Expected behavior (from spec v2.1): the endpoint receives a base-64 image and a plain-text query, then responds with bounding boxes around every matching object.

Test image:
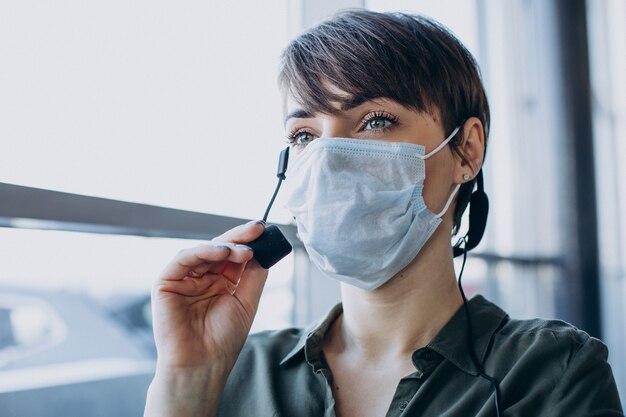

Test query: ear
[453,117,485,182]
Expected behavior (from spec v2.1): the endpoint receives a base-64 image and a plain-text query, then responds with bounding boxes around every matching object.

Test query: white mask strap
[435,183,462,218]
[422,125,461,159]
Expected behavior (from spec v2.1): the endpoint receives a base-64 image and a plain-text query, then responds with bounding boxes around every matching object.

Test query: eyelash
[285,111,399,146]
[361,111,399,131]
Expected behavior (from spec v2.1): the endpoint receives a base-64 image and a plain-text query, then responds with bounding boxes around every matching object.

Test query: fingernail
[246,219,265,226]
[214,244,231,251]
[235,244,253,251]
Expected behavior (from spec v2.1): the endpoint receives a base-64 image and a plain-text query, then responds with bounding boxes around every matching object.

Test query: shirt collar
[426,295,508,376]
[279,295,508,376]
[279,303,343,367]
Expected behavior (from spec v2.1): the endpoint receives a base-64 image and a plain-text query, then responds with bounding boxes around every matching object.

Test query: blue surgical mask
[283,127,461,291]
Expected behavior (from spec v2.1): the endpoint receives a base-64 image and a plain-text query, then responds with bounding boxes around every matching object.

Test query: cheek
[421,155,456,211]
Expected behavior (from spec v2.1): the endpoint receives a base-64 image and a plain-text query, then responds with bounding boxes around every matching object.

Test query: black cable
[262,177,283,223]
[456,234,502,417]
[262,146,290,223]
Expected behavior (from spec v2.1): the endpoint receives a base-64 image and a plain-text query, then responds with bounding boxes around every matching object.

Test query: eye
[362,112,398,132]
[365,117,392,130]
[287,130,316,147]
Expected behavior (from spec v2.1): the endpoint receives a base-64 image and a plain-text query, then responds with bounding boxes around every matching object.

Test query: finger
[157,274,226,298]
[223,243,255,263]
[158,244,232,282]
[191,244,254,276]
[206,243,254,277]
[232,259,269,318]
[208,260,247,285]
[206,260,227,276]
[187,263,212,277]
[213,220,266,245]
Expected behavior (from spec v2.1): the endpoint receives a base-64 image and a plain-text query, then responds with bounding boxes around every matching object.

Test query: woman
[144,10,623,417]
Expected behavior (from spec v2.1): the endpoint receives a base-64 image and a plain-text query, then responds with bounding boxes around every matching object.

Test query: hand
[151,220,269,373]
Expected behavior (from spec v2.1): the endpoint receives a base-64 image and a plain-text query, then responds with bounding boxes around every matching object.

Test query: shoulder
[497,315,595,345]
[492,315,605,365]
[485,313,623,414]
[488,313,609,381]
[469,296,606,371]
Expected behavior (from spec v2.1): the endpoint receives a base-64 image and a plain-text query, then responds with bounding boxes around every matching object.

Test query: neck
[329,224,464,360]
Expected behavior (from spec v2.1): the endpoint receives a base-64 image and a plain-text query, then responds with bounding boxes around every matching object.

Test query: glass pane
[0,227,293,415]
[0,228,293,327]
[0,0,293,224]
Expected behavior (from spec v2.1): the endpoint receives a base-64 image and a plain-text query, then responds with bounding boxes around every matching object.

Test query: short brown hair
[278,9,490,235]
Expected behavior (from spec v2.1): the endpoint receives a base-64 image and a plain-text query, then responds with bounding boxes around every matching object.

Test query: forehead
[284,94,303,114]
[283,80,352,115]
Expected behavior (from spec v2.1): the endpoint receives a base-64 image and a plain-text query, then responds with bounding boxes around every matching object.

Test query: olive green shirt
[217,295,623,416]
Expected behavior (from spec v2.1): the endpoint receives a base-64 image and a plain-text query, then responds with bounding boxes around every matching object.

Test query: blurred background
[0,0,624,415]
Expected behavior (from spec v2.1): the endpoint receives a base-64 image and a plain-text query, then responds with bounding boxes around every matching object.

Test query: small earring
[463,173,470,181]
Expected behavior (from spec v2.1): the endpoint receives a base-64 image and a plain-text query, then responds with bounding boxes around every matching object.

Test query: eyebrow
[283,95,376,125]
[284,109,313,125]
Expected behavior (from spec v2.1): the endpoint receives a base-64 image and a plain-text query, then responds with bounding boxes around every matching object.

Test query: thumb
[233,259,269,321]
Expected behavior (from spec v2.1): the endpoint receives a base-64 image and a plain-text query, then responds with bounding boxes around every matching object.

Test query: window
[587,0,626,398]
[0,2,295,415]
[0,0,293,224]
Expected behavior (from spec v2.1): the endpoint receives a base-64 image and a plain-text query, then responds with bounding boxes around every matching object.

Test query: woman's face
[283,93,460,219]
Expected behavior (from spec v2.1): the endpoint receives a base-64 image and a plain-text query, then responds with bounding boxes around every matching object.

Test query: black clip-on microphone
[452,169,489,258]
[246,147,293,269]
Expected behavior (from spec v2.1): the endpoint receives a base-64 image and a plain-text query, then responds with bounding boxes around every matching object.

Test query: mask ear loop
[435,183,461,218]
[421,125,462,159]
[455,234,502,417]
[423,125,463,219]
